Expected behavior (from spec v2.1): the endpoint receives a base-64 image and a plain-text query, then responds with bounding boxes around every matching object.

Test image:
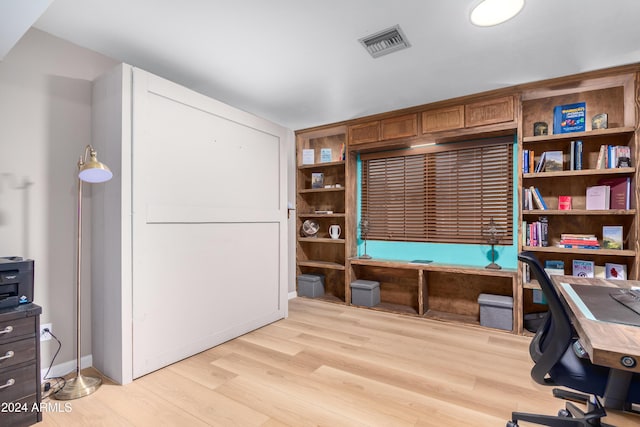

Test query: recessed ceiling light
[470,0,525,27]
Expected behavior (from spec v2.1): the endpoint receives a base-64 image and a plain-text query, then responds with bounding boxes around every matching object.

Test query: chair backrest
[518,251,574,385]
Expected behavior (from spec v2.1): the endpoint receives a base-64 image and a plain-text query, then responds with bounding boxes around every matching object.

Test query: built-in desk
[346,258,520,333]
[551,276,640,409]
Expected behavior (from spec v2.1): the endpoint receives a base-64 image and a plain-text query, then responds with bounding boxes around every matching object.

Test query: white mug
[329,224,341,239]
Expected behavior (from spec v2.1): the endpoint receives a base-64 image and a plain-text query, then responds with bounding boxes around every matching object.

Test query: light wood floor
[39,298,639,426]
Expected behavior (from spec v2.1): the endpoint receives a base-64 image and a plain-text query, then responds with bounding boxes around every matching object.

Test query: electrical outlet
[40,323,52,341]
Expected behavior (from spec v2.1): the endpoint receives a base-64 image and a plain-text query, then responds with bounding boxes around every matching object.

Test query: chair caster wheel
[558,408,571,417]
[506,421,518,427]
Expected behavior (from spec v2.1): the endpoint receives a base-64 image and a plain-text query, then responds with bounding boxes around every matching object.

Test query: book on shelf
[544,260,565,276]
[523,150,529,173]
[558,195,572,210]
[569,140,583,170]
[605,263,627,280]
[598,177,630,210]
[534,152,546,173]
[524,218,548,247]
[529,186,548,209]
[302,149,315,165]
[596,145,632,169]
[311,172,324,189]
[602,225,623,250]
[585,185,610,210]
[572,260,595,278]
[595,265,606,279]
[558,233,599,249]
[596,145,606,169]
[553,102,586,134]
[544,151,563,171]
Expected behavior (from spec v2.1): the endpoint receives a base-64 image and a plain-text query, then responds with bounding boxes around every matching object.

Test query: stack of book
[557,234,600,249]
[524,217,548,247]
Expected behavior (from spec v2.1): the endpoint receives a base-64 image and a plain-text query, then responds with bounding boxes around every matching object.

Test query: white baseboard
[288,291,297,300]
[41,354,93,383]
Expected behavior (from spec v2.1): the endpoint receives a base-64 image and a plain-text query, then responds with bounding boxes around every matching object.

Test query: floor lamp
[56,145,112,400]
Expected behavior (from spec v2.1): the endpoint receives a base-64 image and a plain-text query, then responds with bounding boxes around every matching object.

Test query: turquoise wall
[356,136,519,268]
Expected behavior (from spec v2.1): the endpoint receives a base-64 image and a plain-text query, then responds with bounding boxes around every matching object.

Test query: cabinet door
[465,96,514,127]
[381,114,418,140]
[349,121,379,145]
[421,105,464,133]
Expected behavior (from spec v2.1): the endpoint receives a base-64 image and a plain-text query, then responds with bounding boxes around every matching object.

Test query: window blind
[361,138,513,244]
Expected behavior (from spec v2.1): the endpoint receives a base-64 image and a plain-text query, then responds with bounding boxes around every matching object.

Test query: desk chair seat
[508,252,640,427]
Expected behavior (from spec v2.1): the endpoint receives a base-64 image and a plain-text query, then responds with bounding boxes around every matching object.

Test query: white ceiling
[9,1,640,130]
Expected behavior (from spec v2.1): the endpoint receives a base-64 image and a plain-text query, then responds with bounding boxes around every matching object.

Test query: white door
[130,68,290,378]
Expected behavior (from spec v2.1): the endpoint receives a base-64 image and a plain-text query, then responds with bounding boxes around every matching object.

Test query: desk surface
[551,276,640,373]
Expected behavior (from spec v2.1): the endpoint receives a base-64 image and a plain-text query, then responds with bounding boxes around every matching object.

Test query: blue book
[553,102,586,134]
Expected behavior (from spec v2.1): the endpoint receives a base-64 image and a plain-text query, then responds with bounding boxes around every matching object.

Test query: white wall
[0,28,117,374]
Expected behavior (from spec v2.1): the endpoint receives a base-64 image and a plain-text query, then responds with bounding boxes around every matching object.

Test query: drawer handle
[0,378,15,390]
[0,326,13,335]
[0,350,14,362]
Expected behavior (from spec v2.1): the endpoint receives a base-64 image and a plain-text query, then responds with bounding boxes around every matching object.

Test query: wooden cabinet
[347,259,520,333]
[420,96,514,135]
[348,114,417,145]
[519,72,639,296]
[92,64,290,383]
[421,105,464,133]
[0,304,41,427]
[465,96,514,127]
[296,126,350,302]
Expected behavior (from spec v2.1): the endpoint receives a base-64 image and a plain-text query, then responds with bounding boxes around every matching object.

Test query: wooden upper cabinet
[349,114,417,145]
[464,96,514,127]
[349,121,379,145]
[421,105,464,133]
[381,113,418,140]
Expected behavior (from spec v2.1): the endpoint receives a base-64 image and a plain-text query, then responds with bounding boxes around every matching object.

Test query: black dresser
[0,304,41,426]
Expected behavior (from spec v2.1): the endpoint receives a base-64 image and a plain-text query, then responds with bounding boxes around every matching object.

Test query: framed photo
[311,172,324,189]
[602,225,623,250]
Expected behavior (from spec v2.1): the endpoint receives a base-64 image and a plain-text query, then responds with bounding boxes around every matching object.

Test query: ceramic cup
[329,224,341,239]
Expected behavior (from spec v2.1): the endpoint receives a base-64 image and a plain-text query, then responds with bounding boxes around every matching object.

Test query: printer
[0,256,34,309]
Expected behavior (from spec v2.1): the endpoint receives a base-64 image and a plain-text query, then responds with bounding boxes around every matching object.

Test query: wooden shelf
[424,310,479,326]
[297,260,346,270]
[299,187,345,194]
[298,213,346,218]
[359,302,419,316]
[523,281,541,290]
[523,246,636,257]
[298,160,345,169]
[522,209,636,216]
[523,167,634,179]
[522,127,636,144]
[298,237,345,244]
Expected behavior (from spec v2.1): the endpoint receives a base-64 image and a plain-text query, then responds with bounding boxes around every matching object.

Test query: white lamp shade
[470,0,525,27]
[79,163,113,183]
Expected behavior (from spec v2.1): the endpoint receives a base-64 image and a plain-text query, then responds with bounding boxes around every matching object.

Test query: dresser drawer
[0,338,36,370]
[0,317,35,344]
[0,363,37,403]
[0,394,40,427]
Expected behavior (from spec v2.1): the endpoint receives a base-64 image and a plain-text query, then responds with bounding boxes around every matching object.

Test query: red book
[598,177,630,210]
[558,196,572,210]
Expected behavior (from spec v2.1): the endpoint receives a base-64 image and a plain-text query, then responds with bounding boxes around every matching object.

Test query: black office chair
[507,251,640,427]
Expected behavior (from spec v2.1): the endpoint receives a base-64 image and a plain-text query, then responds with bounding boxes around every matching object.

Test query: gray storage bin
[297,274,325,298]
[478,293,513,331]
[350,279,380,307]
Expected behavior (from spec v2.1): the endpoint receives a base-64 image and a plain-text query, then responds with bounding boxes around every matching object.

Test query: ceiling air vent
[359,25,410,58]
